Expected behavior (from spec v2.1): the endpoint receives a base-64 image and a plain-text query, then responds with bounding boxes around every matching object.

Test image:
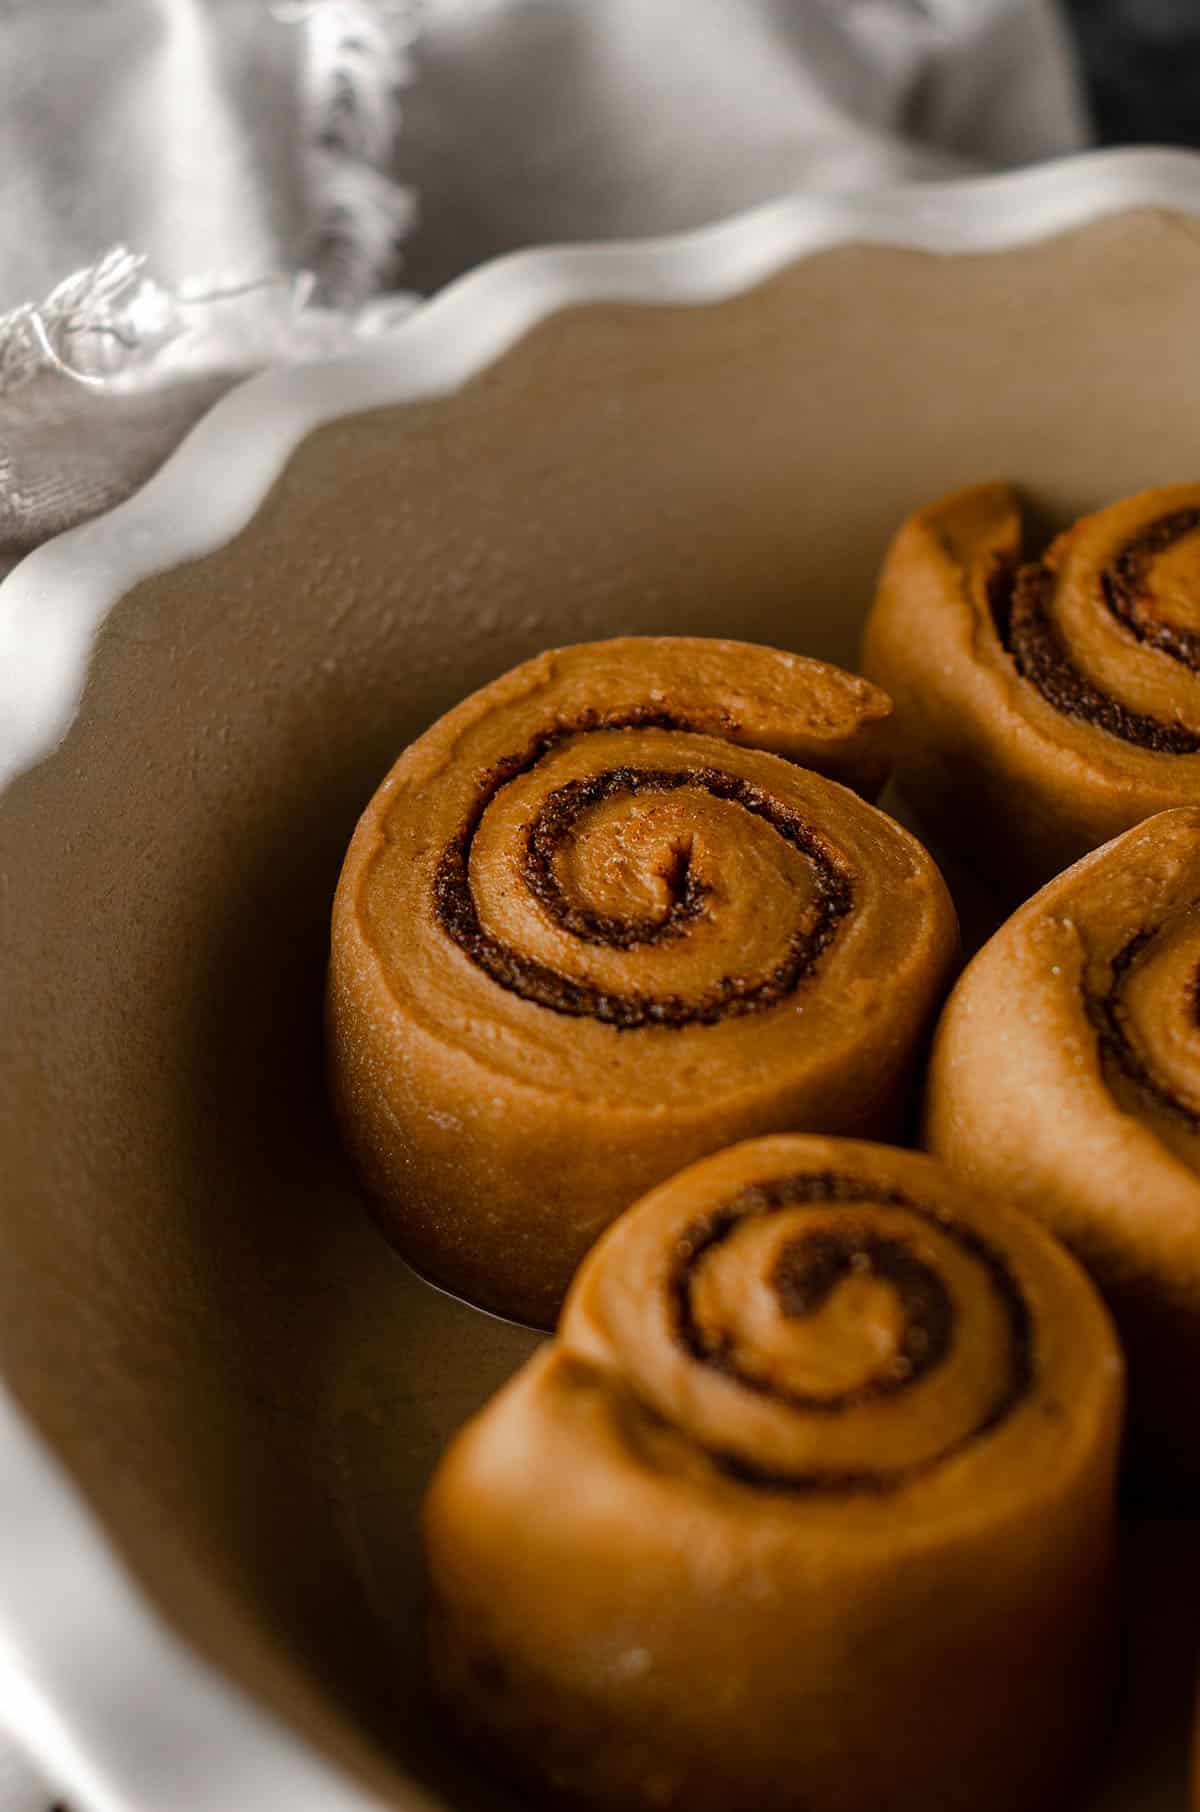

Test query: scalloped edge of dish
[5,145,1200,1812]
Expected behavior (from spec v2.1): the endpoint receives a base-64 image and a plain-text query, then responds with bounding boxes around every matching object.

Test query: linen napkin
[0,0,1088,583]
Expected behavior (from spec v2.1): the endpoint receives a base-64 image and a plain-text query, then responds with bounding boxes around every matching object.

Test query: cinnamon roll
[327,637,957,1326]
[862,481,1200,892]
[925,806,1200,1485]
[423,1135,1123,1812]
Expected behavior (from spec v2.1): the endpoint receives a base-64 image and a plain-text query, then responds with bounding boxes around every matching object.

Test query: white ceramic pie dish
[4,146,1200,1811]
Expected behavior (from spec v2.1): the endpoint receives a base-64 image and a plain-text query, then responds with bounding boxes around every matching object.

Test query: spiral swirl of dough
[423,1136,1123,1812]
[328,638,956,1324]
[575,1163,1032,1492]
[863,482,1200,891]
[926,805,1200,1485]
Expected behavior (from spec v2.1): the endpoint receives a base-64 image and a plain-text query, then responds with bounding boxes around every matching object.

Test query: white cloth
[0,0,1089,581]
[0,2,1088,1806]
[0,0,1090,308]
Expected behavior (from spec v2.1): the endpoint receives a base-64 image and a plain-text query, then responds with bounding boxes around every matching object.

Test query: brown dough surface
[925,806,1200,1486]
[423,1135,1123,1812]
[327,637,957,1325]
[862,480,1200,894]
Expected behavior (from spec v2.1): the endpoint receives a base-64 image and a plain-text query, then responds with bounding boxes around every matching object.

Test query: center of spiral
[667,1170,1032,1493]
[770,1227,953,1403]
[990,509,1200,753]
[523,767,712,948]
[434,718,854,1029]
[1102,507,1200,668]
[1088,921,1200,1132]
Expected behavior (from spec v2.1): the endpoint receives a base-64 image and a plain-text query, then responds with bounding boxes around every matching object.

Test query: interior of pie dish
[3,206,1200,1809]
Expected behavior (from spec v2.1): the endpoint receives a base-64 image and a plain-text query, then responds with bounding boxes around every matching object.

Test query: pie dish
[4,147,1200,1810]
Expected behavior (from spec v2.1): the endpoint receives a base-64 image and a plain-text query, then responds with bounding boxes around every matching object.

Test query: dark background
[1065,0,1200,145]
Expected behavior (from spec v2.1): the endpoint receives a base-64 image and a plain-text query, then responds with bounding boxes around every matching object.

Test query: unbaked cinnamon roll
[423,1135,1123,1812]
[925,806,1200,1485]
[862,481,1200,892]
[327,638,957,1326]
